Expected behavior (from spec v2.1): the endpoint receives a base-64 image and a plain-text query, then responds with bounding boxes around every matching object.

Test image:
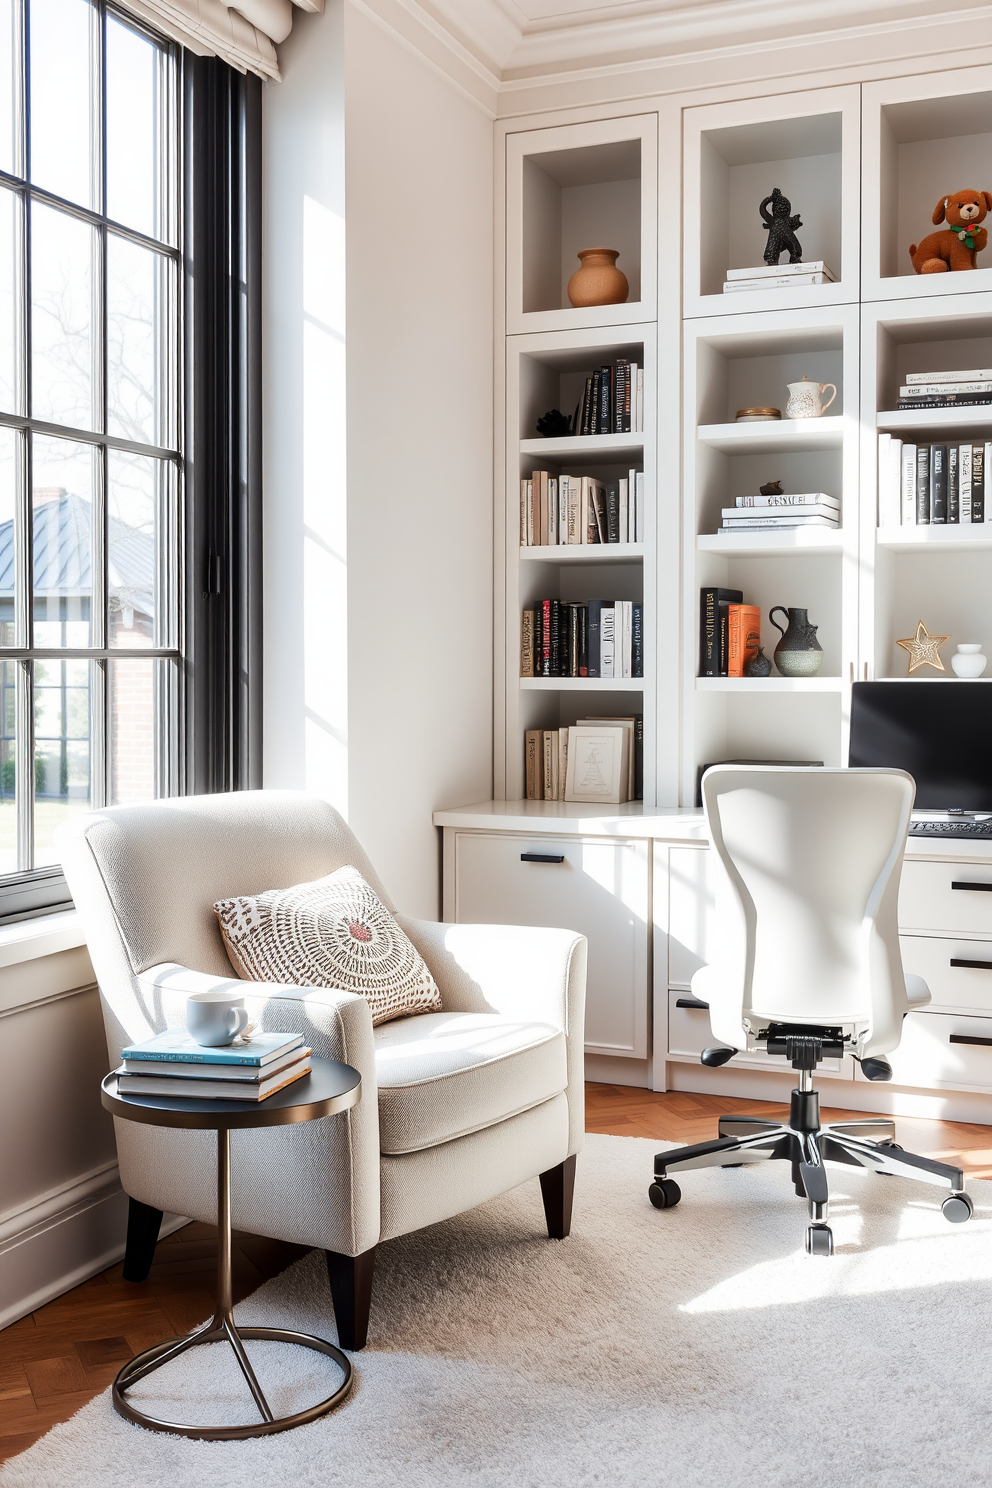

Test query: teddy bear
[760,187,803,266]
[909,189,992,274]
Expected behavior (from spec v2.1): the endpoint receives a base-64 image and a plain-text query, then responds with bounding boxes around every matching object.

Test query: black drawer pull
[520,852,565,864]
[950,958,992,971]
[675,996,710,1010]
[950,881,992,892]
[949,1034,992,1048]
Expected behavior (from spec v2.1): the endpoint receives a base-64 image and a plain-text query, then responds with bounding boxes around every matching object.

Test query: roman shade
[118,0,320,80]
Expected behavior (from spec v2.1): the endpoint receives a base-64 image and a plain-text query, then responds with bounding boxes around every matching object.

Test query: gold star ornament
[897,620,950,673]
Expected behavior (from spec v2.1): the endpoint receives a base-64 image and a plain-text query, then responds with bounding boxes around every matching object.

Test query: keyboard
[909,819,992,839]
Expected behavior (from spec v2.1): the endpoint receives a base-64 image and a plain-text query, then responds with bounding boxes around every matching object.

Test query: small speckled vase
[769,606,823,677]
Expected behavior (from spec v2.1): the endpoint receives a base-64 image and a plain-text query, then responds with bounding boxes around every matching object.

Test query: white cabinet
[899,861,992,936]
[667,846,716,986]
[884,1011,992,1094]
[448,830,650,1059]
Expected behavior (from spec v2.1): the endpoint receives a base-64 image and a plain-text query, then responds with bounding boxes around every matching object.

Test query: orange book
[727,604,761,677]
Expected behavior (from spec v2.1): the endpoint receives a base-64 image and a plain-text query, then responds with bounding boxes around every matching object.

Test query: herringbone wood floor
[2,1083,990,1463]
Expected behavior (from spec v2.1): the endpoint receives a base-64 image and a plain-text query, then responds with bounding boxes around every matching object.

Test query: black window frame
[0,7,261,924]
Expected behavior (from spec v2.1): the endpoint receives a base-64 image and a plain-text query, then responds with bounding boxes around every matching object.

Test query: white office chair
[650,766,973,1255]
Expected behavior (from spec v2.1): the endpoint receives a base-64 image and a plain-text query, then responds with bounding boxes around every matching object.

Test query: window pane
[28,0,96,209]
[0,424,15,640]
[107,235,172,447]
[0,655,15,873]
[108,449,172,647]
[33,655,93,865]
[32,434,94,646]
[0,186,20,414]
[106,16,167,242]
[109,656,161,804]
[31,203,97,430]
[0,0,16,177]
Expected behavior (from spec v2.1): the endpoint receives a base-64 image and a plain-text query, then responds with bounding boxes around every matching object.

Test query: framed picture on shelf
[564,727,629,804]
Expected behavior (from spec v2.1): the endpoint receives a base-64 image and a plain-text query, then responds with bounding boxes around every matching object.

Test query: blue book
[121,1029,304,1067]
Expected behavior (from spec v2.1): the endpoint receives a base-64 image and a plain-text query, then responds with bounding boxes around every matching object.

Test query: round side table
[101,1055,361,1440]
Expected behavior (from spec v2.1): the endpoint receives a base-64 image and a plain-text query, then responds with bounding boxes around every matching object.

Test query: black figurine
[760,187,803,266]
[759,480,784,496]
[536,408,573,438]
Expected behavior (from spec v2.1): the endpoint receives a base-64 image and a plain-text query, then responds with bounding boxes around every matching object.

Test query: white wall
[262,0,494,918]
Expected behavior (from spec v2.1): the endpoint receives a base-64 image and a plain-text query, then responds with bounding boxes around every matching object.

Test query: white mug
[785,378,837,419]
[186,991,250,1047]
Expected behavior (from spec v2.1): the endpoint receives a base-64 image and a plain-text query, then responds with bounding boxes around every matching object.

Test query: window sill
[0,909,87,968]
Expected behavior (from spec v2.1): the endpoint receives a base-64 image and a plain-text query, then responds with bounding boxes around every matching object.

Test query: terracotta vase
[567,248,629,309]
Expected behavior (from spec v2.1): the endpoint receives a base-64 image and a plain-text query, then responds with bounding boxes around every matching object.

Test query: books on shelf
[117,1029,311,1101]
[520,469,644,547]
[718,493,839,533]
[878,433,992,526]
[699,588,766,676]
[525,715,643,802]
[723,261,837,293]
[573,359,643,436]
[896,367,992,409]
[520,599,644,679]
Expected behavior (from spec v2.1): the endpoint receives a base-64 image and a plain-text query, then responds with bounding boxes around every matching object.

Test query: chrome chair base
[112,1310,353,1440]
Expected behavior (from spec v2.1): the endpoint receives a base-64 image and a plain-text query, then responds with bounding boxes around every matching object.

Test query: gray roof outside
[0,492,154,617]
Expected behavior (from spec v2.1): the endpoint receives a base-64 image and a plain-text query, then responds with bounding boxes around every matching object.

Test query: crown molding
[349,0,992,113]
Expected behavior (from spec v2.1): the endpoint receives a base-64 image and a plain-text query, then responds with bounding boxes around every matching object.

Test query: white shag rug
[4,1133,992,1488]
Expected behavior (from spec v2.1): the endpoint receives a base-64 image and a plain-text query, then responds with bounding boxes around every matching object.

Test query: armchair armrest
[133,963,379,1098]
[396,918,587,1157]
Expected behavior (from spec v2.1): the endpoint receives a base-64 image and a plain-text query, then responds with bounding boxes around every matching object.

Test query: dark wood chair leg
[539,1154,576,1239]
[122,1197,163,1282]
[325,1246,376,1350]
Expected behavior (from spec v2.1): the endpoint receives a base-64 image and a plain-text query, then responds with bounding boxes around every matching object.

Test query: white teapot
[785,377,837,419]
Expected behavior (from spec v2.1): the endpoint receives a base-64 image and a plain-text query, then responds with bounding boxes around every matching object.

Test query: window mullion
[92,655,106,808]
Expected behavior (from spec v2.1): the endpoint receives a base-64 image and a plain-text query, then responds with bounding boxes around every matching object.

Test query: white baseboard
[667,1063,992,1125]
[0,1166,188,1332]
[585,1053,653,1088]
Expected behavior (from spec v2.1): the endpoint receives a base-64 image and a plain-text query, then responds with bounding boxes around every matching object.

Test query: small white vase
[950,643,987,678]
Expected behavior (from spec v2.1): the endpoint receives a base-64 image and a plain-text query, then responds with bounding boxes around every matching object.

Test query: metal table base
[112,1128,353,1440]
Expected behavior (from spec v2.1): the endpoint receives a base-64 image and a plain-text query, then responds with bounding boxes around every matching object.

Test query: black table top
[101,1055,362,1131]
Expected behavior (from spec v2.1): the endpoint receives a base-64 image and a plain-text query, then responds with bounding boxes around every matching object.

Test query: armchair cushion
[373,1011,566,1155]
[214,865,442,1026]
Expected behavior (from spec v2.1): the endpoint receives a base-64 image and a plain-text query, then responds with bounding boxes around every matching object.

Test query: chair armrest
[396,918,587,1158]
[134,962,379,1103]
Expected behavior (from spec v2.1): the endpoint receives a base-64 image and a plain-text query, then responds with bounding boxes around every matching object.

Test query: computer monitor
[849,681,992,812]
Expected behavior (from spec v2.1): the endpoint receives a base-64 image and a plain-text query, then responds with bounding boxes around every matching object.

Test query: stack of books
[699,588,763,677]
[525,715,643,802]
[722,262,837,293]
[117,1030,312,1101]
[572,358,644,435]
[521,469,644,547]
[897,368,992,410]
[718,493,840,533]
[521,599,643,679]
[877,435,992,526]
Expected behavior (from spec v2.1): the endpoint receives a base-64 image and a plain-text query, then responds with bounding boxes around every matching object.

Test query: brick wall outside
[109,619,156,805]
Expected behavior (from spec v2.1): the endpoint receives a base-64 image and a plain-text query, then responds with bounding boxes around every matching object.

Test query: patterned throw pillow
[213,866,442,1026]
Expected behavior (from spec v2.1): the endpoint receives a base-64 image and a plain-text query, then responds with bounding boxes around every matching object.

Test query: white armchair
[57,791,586,1348]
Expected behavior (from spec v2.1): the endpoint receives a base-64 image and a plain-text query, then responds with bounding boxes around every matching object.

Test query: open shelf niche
[502,323,657,804]
[683,85,861,318]
[505,114,658,335]
[860,293,992,680]
[863,70,992,300]
[681,306,859,805]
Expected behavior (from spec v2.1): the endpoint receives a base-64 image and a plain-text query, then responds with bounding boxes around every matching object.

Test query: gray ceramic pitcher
[769,606,823,677]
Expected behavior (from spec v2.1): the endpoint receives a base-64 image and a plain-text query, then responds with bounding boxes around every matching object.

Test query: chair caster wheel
[942,1192,974,1224]
[648,1179,682,1210]
[805,1224,834,1257]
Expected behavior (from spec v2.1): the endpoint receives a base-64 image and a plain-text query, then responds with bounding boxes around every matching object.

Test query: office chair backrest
[700,766,914,1044]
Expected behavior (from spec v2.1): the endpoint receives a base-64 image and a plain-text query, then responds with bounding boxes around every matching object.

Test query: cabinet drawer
[901,935,992,1015]
[666,990,849,1077]
[900,861,992,935]
[452,831,649,1059]
[885,1010,992,1093]
[668,847,716,987]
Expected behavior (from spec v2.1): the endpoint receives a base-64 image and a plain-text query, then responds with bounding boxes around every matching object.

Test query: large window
[0,0,182,913]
